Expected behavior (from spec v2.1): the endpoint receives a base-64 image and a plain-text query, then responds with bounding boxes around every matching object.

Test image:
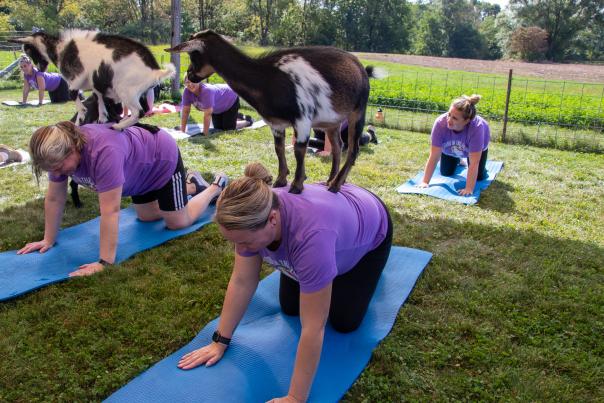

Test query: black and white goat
[167,30,376,193]
[10,30,174,130]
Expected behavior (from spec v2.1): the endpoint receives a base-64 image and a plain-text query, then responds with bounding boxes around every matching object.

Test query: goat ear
[165,40,204,53]
[8,37,33,44]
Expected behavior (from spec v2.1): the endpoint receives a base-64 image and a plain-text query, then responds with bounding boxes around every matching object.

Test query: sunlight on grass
[0,85,603,401]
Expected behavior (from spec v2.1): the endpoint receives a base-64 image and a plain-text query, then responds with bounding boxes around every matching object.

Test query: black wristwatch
[212,330,231,346]
[98,258,112,266]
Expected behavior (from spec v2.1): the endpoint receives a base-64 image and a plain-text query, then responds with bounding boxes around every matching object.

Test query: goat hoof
[327,184,340,193]
[289,185,303,194]
[274,178,288,188]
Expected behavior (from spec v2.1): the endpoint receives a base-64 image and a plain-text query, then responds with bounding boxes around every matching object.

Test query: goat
[166,30,376,194]
[10,30,174,130]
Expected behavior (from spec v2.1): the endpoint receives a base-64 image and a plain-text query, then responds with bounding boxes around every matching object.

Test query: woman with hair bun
[419,94,491,196]
[177,162,393,403]
[17,121,228,276]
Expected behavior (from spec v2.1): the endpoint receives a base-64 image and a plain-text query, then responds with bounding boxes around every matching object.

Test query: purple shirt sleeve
[467,120,488,153]
[48,173,68,182]
[291,230,338,293]
[93,147,126,193]
[200,86,216,110]
[430,114,446,147]
[181,88,195,108]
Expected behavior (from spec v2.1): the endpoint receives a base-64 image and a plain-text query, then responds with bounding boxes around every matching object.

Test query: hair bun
[468,94,481,105]
[244,162,273,185]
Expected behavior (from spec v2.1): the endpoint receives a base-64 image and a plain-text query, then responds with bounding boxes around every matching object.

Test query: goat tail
[155,63,177,82]
[365,65,387,80]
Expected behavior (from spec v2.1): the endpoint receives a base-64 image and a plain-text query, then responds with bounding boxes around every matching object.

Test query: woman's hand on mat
[69,262,105,277]
[417,181,430,188]
[178,343,227,370]
[458,187,474,196]
[267,395,303,403]
[17,239,54,255]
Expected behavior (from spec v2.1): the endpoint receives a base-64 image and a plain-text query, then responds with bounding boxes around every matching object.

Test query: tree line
[2,0,603,62]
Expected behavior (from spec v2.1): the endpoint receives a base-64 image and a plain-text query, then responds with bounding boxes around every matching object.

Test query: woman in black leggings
[177,162,393,402]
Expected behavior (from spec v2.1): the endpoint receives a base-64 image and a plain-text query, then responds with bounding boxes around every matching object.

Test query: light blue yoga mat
[0,205,215,302]
[396,160,504,205]
[106,246,432,403]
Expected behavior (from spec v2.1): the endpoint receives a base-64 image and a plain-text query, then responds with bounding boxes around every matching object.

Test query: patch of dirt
[355,52,604,83]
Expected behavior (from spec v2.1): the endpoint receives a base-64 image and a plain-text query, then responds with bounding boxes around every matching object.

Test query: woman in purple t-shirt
[180,77,252,136]
[17,121,228,277]
[177,162,393,402]
[18,55,73,104]
[419,94,491,196]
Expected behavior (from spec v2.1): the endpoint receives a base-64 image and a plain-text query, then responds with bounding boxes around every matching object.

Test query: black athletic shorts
[131,152,187,211]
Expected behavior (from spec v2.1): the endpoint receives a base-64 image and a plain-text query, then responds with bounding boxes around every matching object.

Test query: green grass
[0,90,603,401]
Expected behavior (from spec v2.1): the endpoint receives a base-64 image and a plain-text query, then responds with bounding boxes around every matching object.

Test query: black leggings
[212,97,240,131]
[279,198,393,333]
[48,78,73,103]
[310,127,370,150]
[440,148,488,181]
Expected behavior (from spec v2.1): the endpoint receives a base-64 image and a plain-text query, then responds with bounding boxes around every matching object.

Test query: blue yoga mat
[106,246,432,403]
[0,205,215,302]
[396,160,504,205]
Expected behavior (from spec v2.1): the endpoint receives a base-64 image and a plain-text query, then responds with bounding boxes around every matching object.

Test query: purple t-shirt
[181,83,238,114]
[49,124,178,196]
[24,68,62,92]
[431,113,490,158]
[237,183,389,293]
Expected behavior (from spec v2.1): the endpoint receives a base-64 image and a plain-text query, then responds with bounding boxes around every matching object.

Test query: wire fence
[366,69,604,153]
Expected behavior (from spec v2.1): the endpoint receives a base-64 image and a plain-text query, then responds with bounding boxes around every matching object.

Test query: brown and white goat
[167,30,376,193]
[10,30,174,130]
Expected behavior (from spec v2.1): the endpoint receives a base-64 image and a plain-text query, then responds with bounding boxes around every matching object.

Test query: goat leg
[70,179,82,208]
[325,127,342,185]
[290,135,309,194]
[272,129,289,188]
[328,118,362,193]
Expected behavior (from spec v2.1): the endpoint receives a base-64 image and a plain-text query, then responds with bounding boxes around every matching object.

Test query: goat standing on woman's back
[10,30,174,130]
[167,30,378,193]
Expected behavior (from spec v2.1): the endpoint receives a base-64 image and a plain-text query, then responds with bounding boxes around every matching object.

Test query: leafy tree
[510,0,598,61]
[509,25,548,60]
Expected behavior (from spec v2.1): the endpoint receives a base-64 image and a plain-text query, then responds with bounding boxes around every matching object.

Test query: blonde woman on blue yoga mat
[17,121,227,277]
[418,94,491,196]
[177,162,393,403]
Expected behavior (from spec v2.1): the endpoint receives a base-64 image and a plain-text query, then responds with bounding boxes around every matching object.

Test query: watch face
[212,331,219,342]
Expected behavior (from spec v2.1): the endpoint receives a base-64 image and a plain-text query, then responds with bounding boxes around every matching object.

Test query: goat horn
[8,38,27,44]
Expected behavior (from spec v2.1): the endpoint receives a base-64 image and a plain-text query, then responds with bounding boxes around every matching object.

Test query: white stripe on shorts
[172,171,184,210]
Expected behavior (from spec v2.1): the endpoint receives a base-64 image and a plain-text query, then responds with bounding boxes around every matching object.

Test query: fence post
[170,0,181,99]
[502,69,513,143]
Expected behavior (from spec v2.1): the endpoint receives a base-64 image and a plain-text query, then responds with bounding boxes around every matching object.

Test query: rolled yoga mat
[396,160,504,205]
[0,205,215,302]
[106,246,432,402]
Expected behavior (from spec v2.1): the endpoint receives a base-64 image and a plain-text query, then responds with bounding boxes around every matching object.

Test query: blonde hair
[29,121,87,182]
[215,162,280,230]
[18,54,32,66]
[451,94,481,120]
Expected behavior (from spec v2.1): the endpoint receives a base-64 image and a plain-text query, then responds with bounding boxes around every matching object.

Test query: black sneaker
[210,172,229,204]
[244,115,254,124]
[367,125,379,144]
[186,170,210,196]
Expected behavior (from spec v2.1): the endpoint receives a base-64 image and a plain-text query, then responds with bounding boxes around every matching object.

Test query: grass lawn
[0,88,603,401]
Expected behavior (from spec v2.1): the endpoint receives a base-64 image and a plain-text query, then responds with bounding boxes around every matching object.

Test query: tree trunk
[171,0,182,98]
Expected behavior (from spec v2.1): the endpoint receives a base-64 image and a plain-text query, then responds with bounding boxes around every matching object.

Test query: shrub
[509,26,548,61]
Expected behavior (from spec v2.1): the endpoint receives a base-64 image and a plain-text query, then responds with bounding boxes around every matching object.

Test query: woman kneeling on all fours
[177,162,393,403]
[419,94,491,196]
[17,121,228,277]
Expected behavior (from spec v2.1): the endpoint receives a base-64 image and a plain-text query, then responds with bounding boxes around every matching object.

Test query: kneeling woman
[178,162,393,402]
[18,121,227,277]
[180,77,251,135]
[19,55,75,104]
[419,94,491,196]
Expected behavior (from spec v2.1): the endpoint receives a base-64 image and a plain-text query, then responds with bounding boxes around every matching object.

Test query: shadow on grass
[477,180,515,213]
